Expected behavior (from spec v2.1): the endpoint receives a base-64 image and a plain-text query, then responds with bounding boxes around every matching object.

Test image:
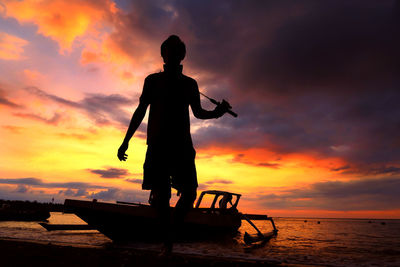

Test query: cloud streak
[23,86,134,127]
[0,177,107,189]
[254,177,400,211]
[88,167,129,178]
[0,96,21,108]
[230,153,280,169]
[0,88,22,108]
[205,179,233,185]
[13,112,62,125]
[0,177,149,203]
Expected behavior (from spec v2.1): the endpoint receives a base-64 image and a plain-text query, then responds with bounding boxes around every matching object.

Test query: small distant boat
[61,190,277,244]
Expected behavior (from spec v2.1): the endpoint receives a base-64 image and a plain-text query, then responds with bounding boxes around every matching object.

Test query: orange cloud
[198,146,348,173]
[3,0,118,51]
[80,36,141,67]
[80,50,101,64]
[0,32,28,60]
[23,69,45,82]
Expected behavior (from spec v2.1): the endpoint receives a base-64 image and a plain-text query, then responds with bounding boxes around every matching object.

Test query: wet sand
[0,238,298,267]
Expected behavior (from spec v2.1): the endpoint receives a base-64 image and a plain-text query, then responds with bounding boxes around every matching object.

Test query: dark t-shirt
[139,70,199,148]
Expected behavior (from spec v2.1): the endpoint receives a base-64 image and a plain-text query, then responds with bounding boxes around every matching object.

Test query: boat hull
[64,199,242,242]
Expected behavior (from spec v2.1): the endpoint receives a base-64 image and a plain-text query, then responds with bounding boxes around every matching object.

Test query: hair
[161,35,186,61]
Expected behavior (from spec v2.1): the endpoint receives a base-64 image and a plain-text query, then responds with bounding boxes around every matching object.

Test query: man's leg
[150,185,172,252]
[173,188,197,236]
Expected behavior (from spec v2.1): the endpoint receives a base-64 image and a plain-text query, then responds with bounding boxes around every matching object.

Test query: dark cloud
[163,1,400,170]
[88,187,149,203]
[330,165,351,172]
[13,112,62,125]
[25,87,80,108]
[59,188,76,196]
[0,178,42,185]
[335,164,400,176]
[234,3,399,95]
[197,184,208,191]
[125,178,142,184]
[0,96,21,108]
[146,1,399,96]
[253,177,400,211]
[15,184,29,193]
[0,88,22,108]
[88,167,129,178]
[24,86,135,127]
[58,188,88,197]
[89,188,119,200]
[366,166,400,176]
[79,93,133,126]
[0,187,59,203]
[75,188,88,197]
[188,178,234,190]
[205,179,233,185]
[230,153,280,169]
[0,177,108,189]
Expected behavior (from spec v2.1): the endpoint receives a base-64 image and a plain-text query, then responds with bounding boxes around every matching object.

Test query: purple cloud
[88,167,130,178]
[252,177,400,211]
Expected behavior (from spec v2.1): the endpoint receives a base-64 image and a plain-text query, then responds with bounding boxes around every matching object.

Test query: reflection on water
[246,218,400,266]
[0,212,110,247]
[0,213,399,266]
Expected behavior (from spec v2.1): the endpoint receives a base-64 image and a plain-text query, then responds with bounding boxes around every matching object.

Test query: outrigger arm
[241,213,278,245]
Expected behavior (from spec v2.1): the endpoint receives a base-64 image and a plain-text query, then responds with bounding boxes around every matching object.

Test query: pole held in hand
[200,92,238,117]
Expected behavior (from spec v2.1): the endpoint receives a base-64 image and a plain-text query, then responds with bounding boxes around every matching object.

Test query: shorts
[142,145,198,192]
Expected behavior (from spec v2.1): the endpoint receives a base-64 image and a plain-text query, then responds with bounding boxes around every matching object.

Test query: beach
[0,238,287,267]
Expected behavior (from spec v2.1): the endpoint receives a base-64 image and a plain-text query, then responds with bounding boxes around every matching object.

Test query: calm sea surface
[0,213,399,266]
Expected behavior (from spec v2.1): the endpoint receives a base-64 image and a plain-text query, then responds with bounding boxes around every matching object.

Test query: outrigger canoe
[44,190,277,244]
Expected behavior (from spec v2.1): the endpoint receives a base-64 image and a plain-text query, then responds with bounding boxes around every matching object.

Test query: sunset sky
[1,0,399,218]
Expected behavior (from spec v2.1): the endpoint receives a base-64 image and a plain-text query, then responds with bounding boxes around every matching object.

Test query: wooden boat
[61,190,277,244]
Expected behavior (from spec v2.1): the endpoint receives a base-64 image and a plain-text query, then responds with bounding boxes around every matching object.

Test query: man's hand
[118,142,129,161]
[214,100,232,118]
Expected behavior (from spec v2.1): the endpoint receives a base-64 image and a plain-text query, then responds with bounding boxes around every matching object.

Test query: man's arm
[190,81,229,119]
[117,101,149,161]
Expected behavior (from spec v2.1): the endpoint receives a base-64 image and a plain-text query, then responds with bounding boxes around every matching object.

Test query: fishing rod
[200,92,238,117]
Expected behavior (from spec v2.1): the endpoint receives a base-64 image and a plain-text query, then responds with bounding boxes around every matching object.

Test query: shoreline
[0,238,271,266]
[0,237,314,267]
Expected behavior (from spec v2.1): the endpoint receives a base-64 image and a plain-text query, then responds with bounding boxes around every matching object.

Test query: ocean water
[0,213,399,266]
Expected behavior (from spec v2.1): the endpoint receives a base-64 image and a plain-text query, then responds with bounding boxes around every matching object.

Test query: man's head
[161,35,186,65]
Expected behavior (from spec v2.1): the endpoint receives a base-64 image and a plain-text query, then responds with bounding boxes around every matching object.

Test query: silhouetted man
[117,35,230,253]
